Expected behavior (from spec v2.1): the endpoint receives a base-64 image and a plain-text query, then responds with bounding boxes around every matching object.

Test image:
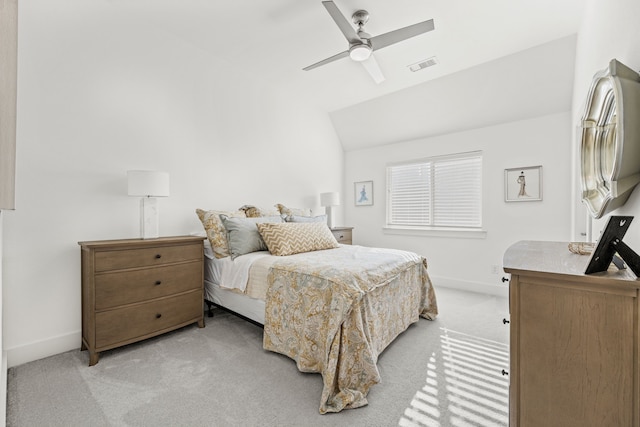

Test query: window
[386,151,482,229]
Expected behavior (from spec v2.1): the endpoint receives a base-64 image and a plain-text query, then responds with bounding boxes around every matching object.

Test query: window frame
[384,151,485,237]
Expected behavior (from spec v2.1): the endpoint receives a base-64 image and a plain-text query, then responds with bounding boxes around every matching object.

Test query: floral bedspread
[262,245,438,413]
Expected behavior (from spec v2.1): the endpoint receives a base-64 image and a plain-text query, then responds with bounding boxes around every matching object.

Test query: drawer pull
[502,318,510,324]
[156,313,162,319]
[155,254,162,259]
[155,280,162,286]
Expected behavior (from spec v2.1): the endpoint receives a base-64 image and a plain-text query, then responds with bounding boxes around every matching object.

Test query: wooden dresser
[330,226,353,245]
[79,236,205,366]
[503,240,640,427]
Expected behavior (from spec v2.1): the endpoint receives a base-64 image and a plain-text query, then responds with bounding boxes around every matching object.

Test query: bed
[196,206,438,414]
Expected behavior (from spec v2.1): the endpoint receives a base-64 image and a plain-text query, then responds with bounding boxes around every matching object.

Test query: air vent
[408,56,438,72]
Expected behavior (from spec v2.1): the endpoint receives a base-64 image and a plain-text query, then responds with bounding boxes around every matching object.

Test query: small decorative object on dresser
[78,235,205,366]
[330,226,353,245]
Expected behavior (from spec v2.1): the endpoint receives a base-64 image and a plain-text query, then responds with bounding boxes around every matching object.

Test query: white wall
[571,0,640,245]
[345,112,573,294]
[2,0,343,367]
[337,36,579,296]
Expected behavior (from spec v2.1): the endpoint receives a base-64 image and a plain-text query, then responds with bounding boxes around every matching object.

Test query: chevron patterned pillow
[257,222,339,256]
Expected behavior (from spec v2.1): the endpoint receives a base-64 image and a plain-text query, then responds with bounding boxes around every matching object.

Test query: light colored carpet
[7,287,509,427]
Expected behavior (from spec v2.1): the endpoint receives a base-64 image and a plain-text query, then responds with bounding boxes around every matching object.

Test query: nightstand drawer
[95,261,202,310]
[95,291,202,349]
[331,228,352,244]
[95,243,202,272]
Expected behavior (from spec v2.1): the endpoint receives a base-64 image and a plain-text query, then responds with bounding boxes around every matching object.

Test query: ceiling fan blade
[361,54,385,84]
[322,1,360,44]
[370,19,435,51]
[303,50,350,71]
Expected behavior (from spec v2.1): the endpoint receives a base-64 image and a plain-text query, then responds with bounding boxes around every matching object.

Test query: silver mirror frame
[581,59,640,219]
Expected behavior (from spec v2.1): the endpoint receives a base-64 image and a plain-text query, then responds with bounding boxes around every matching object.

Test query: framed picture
[584,215,638,275]
[354,181,373,206]
[504,166,542,202]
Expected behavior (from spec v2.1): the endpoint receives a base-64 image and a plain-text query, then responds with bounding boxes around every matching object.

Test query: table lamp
[127,170,170,239]
[320,192,340,229]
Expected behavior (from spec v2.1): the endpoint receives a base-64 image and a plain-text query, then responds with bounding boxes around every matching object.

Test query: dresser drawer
[94,243,202,272]
[95,291,202,349]
[95,261,202,310]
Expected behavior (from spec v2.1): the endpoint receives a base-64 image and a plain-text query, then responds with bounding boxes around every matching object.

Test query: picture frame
[584,215,639,275]
[354,180,373,206]
[504,165,542,202]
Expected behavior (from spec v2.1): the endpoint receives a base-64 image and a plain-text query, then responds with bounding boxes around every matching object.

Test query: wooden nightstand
[330,227,353,245]
[79,236,205,366]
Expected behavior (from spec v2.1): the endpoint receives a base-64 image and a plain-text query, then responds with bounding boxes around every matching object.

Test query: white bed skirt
[204,280,265,325]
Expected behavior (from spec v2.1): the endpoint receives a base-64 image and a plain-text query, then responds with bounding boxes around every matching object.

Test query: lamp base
[140,197,160,239]
[326,206,335,229]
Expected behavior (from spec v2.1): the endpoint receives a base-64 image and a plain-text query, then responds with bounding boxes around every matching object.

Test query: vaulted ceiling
[105,0,586,148]
[106,0,586,110]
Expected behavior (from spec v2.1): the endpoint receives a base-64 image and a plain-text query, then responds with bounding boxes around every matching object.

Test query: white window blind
[387,152,482,228]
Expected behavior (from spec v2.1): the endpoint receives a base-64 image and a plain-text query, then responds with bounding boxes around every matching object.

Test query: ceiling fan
[303,1,435,84]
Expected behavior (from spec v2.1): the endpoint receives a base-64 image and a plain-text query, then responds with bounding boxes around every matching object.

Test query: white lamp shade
[320,192,340,207]
[127,170,170,197]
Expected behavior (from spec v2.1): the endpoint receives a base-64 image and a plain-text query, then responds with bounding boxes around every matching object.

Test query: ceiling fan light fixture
[349,44,371,62]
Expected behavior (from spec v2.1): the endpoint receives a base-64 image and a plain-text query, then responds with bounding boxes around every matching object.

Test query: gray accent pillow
[220,215,283,259]
[284,214,328,224]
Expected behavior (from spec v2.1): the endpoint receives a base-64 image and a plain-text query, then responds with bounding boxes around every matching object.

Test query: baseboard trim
[431,275,509,298]
[6,331,80,368]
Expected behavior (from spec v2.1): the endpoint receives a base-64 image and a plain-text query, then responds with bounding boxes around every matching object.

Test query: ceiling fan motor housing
[350,10,372,61]
[352,9,369,27]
